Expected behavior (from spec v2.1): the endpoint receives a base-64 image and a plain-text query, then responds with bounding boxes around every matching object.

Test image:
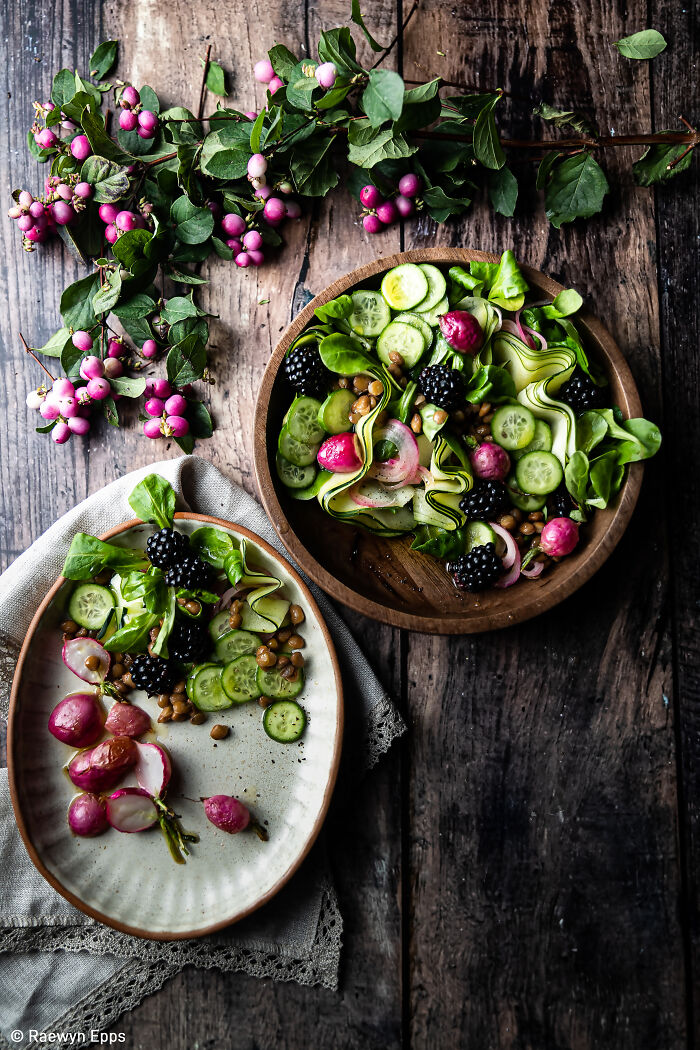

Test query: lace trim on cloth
[0,633,21,721]
[364,692,406,770]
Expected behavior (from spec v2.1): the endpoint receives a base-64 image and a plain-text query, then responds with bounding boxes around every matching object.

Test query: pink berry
[121,85,140,108]
[144,397,165,417]
[18,190,34,208]
[207,201,222,219]
[115,210,137,232]
[242,230,263,251]
[143,418,162,439]
[268,76,284,94]
[247,154,268,178]
[51,421,71,444]
[52,377,75,398]
[254,59,275,84]
[394,194,414,218]
[67,416,90,435]
[164,394,187,416]
[376,200,398,225]
[360,184,382,209]
[235,252,251,268]
[151,378,172,399]
[247,249,264,266]
[315,62,337,89]
[29,201,45,218]
[138,110,158,133]
[70,135,92,161]
[226,238,242,254]
[26,389,44,410]
[25,226,48,243]
[73,182,92,199]
[39,400,60,420]
[104,224,118,245]
[278,180,294,195]
[254,184,272,200]
[264,216,282,228]
[131,214,146,229]
[8,205,22,219]
[57,183,73,201]
[99,204,119,224]
[398,173,422,198]
[119,110,138,132]
[32,212,48,230]
[103,358,123,379]
[17,214,34,232]
[76,388,92,407]
[141,339,158,359]
[35,128,57,149]
[51,201,74,225]
[79,356,104,381]
[58,396,80,418]
[284,200,301,219]
[107,338,124,358]
[263,197,285,223]
[244,111,258,120]
[363,214,383,234]
[86,377,110,401]
[221,212,246,237]
[61,119,77,131]
[137,125,155,139]
[73,331,94,354]
[166,415,189,437]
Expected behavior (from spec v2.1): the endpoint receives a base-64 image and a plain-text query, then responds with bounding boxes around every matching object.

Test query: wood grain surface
[0,0,696,1047]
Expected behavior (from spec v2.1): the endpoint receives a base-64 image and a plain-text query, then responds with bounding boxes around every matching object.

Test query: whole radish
[203,794,251,834]
[68,793,109,837]
[68,736,138,792]
[470,442,511,482]
[540,517,579,557]
[49,692,105,747]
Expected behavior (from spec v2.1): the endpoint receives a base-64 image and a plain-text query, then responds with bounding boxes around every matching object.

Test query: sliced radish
[62,637,110,684]
[106,788,158,833]
[521,560,545,579]
[105,701,151,738]
[489,522,519,570]
[134,741,172,798]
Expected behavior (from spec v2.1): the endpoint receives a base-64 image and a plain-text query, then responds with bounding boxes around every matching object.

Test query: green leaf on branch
[347,126,417,168]
[113,293,156,319]
[60,340,84,378]
[285,61,320,112]
[268,44,298,81]
[205,60,227,96]
[473,95,505,170]
[51,69,78,107]
[168,317,209,345]
[200,123,252,179]
[614,29,667,59]
[166,334,207,385]
[318,27,363,74]
[118,315,154,347]
[187,399,214,438]
[110,375,147,398]
[362,69,404,127]
[60,273,100,329]
[211,235,234,260]
[33,327,72,358]
[290,136,338,195]
[422,185,472,222]
[168,266,208,285]
[161,294,207,325]
[394,79,442,133]
[170,196,215,244]
[487,166,518,216]
[89,41,118,79]
[350,0,386,51]
[112,228,153,269]
[92,269,122,313]
[536,150,561,189]
[444,93,500,120]
[533,102,597,138]
[544,152,609,227]
[26,130,50,163]
[80,155,130,203]
[633,138,696,184]
[161,107,203,144]
[250,110,266,153]
[81,109,134,164]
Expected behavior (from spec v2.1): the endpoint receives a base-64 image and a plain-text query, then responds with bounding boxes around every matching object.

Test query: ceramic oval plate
[8,513,343,940]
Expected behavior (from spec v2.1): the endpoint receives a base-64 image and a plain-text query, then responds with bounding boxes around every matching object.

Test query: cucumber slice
[376,321,426,369]
[188,664,232,711]
[208,610,232,642]
[414,263,447,313]
[278,425,318,467]
[289,469,331,501]
[414,294,449,327]
[287,396,325,445]
[215,628,261,663]
[318,389,355,434]
[240,602,277,633]
[380,263,429,311]
[512,418,553,460]
[68,583,115,630]
[506,475,547,512]
[392,312,434,347]
[348,289,391,337]
[491,404,536,451]
[515,451,564,496]
[256,665,305,700]
[263,700,306,743]
[464,522,496,551]
[276,453,317,490]
[221,654,262,703]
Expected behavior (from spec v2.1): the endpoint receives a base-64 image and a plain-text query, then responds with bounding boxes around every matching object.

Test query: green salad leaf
[151,588,177,659]
[319,332,376,375]
[486,249,529,309]
[103,612,159,654]
[190,526,235,569]
[314,295,353,324]
[465,365,516,404]
[62,534,149,580]
[411,526,467,559]
[128,474,176,529]
[565,409,661,508]
[121,567,167,615]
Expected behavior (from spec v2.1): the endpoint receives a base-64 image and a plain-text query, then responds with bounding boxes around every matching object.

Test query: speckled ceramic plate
[8,514,343,940]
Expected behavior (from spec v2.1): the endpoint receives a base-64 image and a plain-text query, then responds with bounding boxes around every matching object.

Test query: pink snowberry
[268,76,284,94]
[207,201,222,219]
[58,396,80,418]
[52,377,75,398]
[398,173,422,198]
[29,201,45,218]
[242,230,263,251]
[263,197,285,223]
[25,227,48,243]
[8,205,22,219]
[136,126,154,139]
[121,85,140,108]
[18,190,34,208]
[86,378,111,401]
[166,415,189,437]
[72,331,94,354]
[244,111,258,121]
[221,212,246,237]
[143,418,162,439]
[144,397,165,417]
[363,214,383,234]
[51,201,74,225]
[254,184,272,200]
[138,110,158,133]
[40,400,60,421]
[235,252,251,268]
[247,154,268,179]
[254,59,275,84]
[119,110,138,132]
[247,249,264,266]
[67,416,91,435]
[315,62,337,89]
[285,200,301,219]
[79,357,105,382]
[360,184,382,209]
[56,184,74,202]
[394,194,414,218]
[103,358,123,379]
[164,394,187,416]
[51,421,72,444]
[74,182,92,199]
[104,224,119,245]
[35,128,58,149]
[107,338,125,358]
[26,389,45,410]
[226,238,242,254]
[376,200,398,225]
[151,378,172,399]
[70,135,92,161]
[141,339,158,359]
[17,214,34,232]
[115,210,138,232]
[99,204,119,224]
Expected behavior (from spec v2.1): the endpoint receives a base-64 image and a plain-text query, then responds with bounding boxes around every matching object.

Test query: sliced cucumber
[392,312,434,347]
[215,628,261,663]
[348,289,391,337]
[188,664,231,711]
[287,396,325,445]
[464,522,496,551]
[289,468,332,501]
[376,321,426,370]
[491,404,536,451]
[208,610,232,642]
[276,453,317,490]
[240,602,277,633]
[380,263,429,311]
[278,425,318,467]
[318,389,355,434]
[512,418,553,460]
[506,475,547,512]
[256,665,305,700]
[221,654,262,704]
[263,700,307,743]
[414,294,449,327]
[414,263,447,313]
[515,451,564,496]
[68,583,115,630]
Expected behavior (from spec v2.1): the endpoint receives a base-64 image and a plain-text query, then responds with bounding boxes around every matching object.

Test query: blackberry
[164,551,214,591]
[418,365,464,411]
[167,616,210,662]
[146,527,190,569]
[131,653,176,694]
[449,544,503,592]
[559,370,606,414]
[549,487,575,519]
[459,480,510,521]
[284,345,330,396]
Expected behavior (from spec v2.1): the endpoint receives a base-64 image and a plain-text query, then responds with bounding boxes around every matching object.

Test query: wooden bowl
[253,249,644,634]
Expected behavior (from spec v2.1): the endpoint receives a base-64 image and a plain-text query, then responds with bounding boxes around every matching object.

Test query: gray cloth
[0,456,405,1045]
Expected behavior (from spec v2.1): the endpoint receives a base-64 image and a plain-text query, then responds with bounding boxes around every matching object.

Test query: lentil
[289,606,305,626]
[410,413,422,435]
[210,724,230,740]
[173,680,186,694]
[185,600,201,616]
[60,620,78,634]
[256,646,276,669]
[190,712,206,725]
[338,376,350,389]
[288,634,305,650]
[353,374,370,393]
[478,402,492,418]
[157,694,171,708]
[433,409,448,425]
[158,706,173,723]
[258,695,274,709]
[388,350,404,366]
[172,700,189,717]
[291,651,305,669]
[368,379,384,397]
[499,514,517,531]
[352,395,371,416]
[84,655,101,672]
[111,662,124,679]
[229,612,242,629]
[519,522,535,536]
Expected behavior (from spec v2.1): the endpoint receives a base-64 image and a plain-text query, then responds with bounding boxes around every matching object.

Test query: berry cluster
[117,85,158,139]
[97,202,148,246]
[142,378,194,439]
[8,177,94,250]
[360,173,423,234]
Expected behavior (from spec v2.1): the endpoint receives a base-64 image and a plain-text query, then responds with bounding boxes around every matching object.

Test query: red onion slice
[522,324,547,351]
[521,560,545,579]
[489,522,518,570]
[495,546,522,588]
[368,420,419,484]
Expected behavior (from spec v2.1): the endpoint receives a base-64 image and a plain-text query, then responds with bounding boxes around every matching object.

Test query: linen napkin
[0,456,405,1045]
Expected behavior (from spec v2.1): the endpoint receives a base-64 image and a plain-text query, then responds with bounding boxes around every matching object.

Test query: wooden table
[1,0,697,1046]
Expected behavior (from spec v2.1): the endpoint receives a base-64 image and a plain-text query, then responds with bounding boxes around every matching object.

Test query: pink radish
[105,701,151,738]
[48,692,104,747]
[540,517,579,556]
[62,637,110,683]
[106,788,158,833]
[68,736,137,792]
[470,442,511,482]
[438,310,483,354]
[68,793,108,837]
[317,432,363,473]
[203,794,251,834]
[134,741,172,798]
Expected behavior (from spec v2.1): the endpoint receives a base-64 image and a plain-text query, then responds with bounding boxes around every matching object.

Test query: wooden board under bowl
[253,249,644,634]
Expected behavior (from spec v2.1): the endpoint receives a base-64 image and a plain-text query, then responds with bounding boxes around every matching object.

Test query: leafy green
[633,138,695,185]
[33,327,72,358]
[614,29,667,59]
[362,70,404,127]
[268,44,298,81]
[564,450,589,505]
[411,526,466,559]
[486,250,529,309]
[347,127,416,168]
[319,332,376,375]
[533,102,596,137]
[318,27,363,75]
[128,474,176,529]
[103,612,159,654]
[122,567,167,615]
[92,269,122,313]
[549,289,583,317]
[60,274,100,329]
[487,166,518,216]
[465,365,516,404]
[89,41,118,79]
[544,152,609,227]
[351,0,385,51]
[290,135,338,195]
[190,526,235,568]
[314,295,353,324]
[62,534,149,580]
[205,61,227,96]
[151,588,177,658]
[167,334,208,385]
[473,95,505,170]
[170,196,215,244]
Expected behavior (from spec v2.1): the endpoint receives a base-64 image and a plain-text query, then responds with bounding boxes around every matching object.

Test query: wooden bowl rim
[7,512,344,941]
[253,248,644,634]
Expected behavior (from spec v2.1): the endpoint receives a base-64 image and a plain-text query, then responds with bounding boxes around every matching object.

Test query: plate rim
[253,247,644,634]
[8,511,345,941]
